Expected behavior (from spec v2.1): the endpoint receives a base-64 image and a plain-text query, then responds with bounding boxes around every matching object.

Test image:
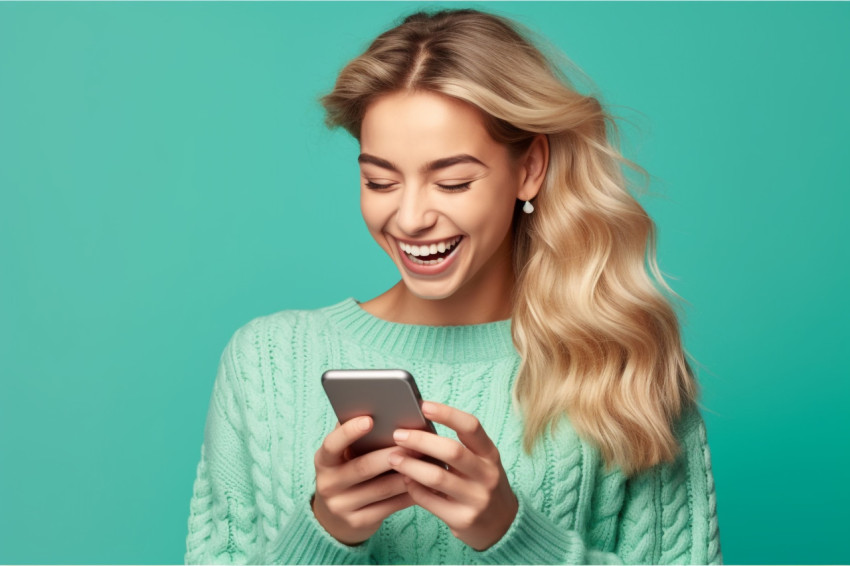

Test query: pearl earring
[522,200,535,214]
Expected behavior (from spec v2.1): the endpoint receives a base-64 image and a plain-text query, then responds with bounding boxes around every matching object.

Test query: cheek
[460,187,515,241]
[360,194,393,241]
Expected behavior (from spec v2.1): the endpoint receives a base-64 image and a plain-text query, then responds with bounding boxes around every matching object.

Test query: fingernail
[388,453,403,466]
[393,429,409,441]
[358,417,371,431]
[421,401,434,415]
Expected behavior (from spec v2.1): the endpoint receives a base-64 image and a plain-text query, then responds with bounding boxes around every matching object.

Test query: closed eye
[437,182,472,191]
[365,180,472,191]
[365,180,395,190]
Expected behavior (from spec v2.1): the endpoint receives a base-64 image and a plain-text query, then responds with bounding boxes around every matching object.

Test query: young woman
[185,8,722,565]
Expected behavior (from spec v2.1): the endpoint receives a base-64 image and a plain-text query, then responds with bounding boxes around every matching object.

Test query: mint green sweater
[184,298,722,564]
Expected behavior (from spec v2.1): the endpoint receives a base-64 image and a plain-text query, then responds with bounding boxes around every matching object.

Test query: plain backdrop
[1,1,848,564]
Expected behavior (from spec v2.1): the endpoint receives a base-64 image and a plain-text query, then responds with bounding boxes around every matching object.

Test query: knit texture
[184,298,722,565]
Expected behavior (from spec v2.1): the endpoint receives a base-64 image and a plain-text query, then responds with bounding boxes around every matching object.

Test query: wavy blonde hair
[320,8,699,476]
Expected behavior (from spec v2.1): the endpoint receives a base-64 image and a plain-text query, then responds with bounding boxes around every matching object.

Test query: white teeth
[408,256,441,265]
[398,236,463,266]
[398,236,461,258]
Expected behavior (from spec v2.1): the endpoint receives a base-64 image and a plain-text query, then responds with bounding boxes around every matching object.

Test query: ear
[517,134,549,202]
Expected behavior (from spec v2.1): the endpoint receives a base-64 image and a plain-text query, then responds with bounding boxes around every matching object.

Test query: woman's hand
[312,416,415,546]
[388,401,518,551]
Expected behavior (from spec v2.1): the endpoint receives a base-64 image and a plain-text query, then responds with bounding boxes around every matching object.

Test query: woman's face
[358,90,542,303]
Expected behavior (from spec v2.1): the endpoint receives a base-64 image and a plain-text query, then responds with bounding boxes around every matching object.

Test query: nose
[395,184,438,236]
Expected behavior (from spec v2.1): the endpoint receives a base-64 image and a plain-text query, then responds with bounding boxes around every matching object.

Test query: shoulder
[672,402,714,456]
[214,299,350,404]
[641,403,718,524]
[223,299,349,356]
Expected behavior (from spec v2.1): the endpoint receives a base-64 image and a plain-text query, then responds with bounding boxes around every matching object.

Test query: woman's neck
[360,262,514,327]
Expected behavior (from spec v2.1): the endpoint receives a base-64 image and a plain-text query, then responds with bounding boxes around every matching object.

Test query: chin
[409,288,455,301]
[401,275,459,301]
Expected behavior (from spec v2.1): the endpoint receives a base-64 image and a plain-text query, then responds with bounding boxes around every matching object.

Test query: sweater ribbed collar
[321,297,517,363]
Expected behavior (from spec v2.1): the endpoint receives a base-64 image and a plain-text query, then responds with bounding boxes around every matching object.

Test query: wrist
[476,490,519,551]
[311,493,369,547]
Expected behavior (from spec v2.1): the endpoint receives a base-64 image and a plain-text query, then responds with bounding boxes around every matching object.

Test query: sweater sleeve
[184,324,371,565]
[475,407,722,565]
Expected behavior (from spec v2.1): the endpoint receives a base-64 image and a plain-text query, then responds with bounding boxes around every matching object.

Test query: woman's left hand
[388,400,518,551]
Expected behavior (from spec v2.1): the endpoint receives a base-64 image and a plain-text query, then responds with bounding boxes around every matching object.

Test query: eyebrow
[357,153,489,173]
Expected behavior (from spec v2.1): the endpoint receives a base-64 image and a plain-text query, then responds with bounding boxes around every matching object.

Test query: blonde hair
[320,8,699,477]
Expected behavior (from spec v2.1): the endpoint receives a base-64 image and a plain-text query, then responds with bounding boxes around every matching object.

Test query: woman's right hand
[312,416,415,546]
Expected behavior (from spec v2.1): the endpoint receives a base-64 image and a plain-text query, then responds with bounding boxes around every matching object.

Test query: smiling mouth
[398,236,463,265]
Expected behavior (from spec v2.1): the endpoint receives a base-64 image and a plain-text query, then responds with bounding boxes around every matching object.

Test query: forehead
[360,90,498,162]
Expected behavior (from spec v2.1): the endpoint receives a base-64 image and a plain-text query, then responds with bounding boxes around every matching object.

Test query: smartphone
[321,369,446,468]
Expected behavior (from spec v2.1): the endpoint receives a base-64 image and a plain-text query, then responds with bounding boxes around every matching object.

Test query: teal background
[1,1,848,563]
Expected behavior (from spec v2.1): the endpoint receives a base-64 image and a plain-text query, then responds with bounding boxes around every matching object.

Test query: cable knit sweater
[184,298,722,564]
